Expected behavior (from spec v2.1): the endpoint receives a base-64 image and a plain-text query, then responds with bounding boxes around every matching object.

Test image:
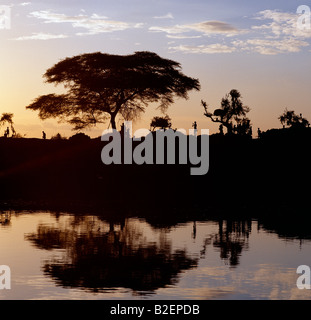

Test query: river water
[0,210,310,300]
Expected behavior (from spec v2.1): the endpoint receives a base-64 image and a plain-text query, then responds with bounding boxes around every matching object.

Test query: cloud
[253,9,311,39]
[236,9,311,54]
[166,10,311,55]
[150,20,242,37]
[169,43,236,54]
[149,25,188,35]
[232,38,309,55]
[187,21,240,36]
[153,13,174,19]
[20,2,31,6]
[28,10,143,36]
[13,32,68,41]
[167,35,202,39]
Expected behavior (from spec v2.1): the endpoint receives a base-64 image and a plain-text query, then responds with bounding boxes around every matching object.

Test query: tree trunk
[110,100,123,130]
[110,113,117,130]
[224,122,233,135]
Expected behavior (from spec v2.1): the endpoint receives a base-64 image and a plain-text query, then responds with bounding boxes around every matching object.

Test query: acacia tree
[201,89,252,136]
[26,51,200,130]
[150,115,172,131]
[279,108,310,128]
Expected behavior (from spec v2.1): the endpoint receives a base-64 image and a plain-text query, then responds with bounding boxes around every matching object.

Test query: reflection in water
[0,210,309,299]
[212,220,251,267]
[0,211,11,226]
[24,214,253,294]
[258,216,311,241]
[25,216,198,294]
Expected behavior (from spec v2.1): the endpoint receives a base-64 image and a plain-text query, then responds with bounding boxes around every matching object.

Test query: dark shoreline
[0,127,310,221]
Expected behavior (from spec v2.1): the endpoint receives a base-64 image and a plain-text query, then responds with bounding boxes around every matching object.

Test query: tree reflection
[25,216,197,294]
[211,219,251,267]
[0,211,11,227]
[258,214,311,241]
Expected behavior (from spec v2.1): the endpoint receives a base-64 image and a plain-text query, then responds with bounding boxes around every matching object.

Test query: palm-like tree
[0,113,16,137]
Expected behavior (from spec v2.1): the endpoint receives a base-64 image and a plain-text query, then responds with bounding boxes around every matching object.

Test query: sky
[0,0,311,138]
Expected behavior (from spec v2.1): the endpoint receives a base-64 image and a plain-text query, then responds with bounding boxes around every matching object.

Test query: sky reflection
[0,211,310,300]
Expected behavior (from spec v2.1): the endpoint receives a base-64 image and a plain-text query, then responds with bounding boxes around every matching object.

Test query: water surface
[0,210,310,300]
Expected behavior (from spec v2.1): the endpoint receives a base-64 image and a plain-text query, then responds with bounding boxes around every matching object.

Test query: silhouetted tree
[25,216,197,294]
[212,220,251,267]
[26,51,200,130]
[279,108,310,129]
[202,89,252,136]
[150,115,172,131]
[69,132,91,141]
[51,133,66,140]
[0,113,16,137]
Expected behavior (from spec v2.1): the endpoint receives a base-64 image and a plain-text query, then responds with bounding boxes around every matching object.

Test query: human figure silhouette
[192,121,197,130]
[42,131,46,140]
[4,127,9,138]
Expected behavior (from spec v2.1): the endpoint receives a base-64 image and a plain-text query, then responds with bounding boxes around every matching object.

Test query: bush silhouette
[69,132,91,141]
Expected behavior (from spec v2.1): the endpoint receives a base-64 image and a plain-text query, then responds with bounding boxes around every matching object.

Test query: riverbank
[0,128,310,218]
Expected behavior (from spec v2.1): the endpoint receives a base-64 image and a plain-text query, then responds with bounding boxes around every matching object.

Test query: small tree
[26,51,200,131]
[202,89,252,136]
[150,115,172,131]
[69,132,91,141]
[0,113,16,137]
[51,133,67,140]
[279,108,310,128]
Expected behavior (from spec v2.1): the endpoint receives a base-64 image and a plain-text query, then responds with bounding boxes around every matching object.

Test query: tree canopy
[279,108,310,128]
[26,51,200,130]
[202,89,252,136]
[150,115,172,131]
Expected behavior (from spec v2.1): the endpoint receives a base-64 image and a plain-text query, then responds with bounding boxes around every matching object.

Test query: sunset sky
[0,0,311,138]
